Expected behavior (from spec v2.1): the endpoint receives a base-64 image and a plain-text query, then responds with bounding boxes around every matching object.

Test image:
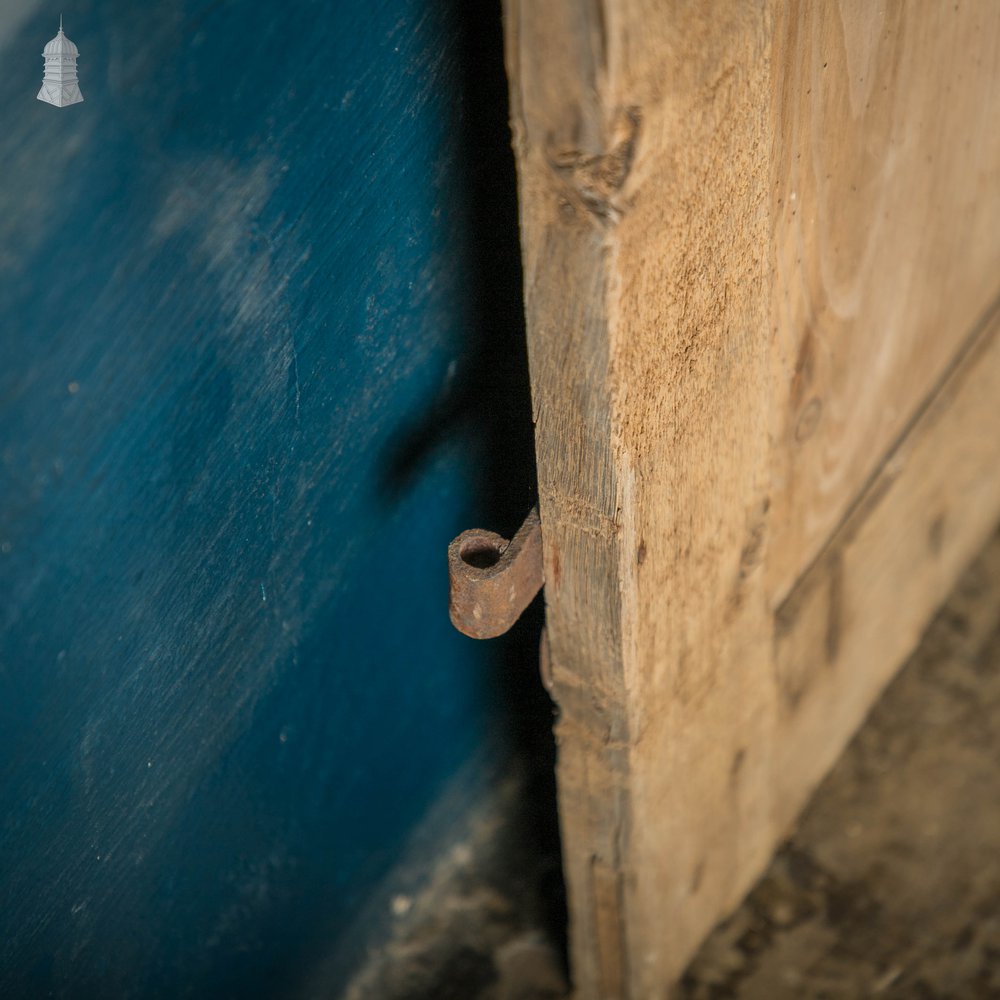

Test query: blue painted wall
[0,1,543,996]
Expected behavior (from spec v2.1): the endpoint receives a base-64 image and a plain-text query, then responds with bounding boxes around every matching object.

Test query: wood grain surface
[503,2,1000,996]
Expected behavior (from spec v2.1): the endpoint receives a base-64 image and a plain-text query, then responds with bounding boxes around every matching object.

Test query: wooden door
[502,2,1000,996]
[0,3,533,996]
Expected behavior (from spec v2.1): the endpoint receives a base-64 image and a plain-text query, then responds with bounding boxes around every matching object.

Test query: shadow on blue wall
[0,0,560,996]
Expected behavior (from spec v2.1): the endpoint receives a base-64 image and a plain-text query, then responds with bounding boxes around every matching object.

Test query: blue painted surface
[0,2,539,996]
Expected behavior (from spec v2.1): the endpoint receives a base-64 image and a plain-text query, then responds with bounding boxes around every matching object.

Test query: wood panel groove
[776,287,1000,619]
[772,296,1000,834]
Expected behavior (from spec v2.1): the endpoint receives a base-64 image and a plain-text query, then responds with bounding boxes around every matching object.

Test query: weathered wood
[769,1,1000,599]
[773,298,1000,836]
[503,2,1000,996]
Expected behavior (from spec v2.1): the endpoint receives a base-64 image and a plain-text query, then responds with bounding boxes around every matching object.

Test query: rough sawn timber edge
[503,1,633,996]
[504,2,773,996]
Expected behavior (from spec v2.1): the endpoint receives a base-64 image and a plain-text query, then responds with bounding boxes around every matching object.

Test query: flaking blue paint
[0,2,537,996]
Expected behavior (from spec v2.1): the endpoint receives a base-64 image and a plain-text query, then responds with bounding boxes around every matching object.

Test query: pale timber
[502,2,1000,997]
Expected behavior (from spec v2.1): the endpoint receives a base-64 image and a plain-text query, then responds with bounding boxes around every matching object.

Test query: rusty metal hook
[448,506,544,639]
